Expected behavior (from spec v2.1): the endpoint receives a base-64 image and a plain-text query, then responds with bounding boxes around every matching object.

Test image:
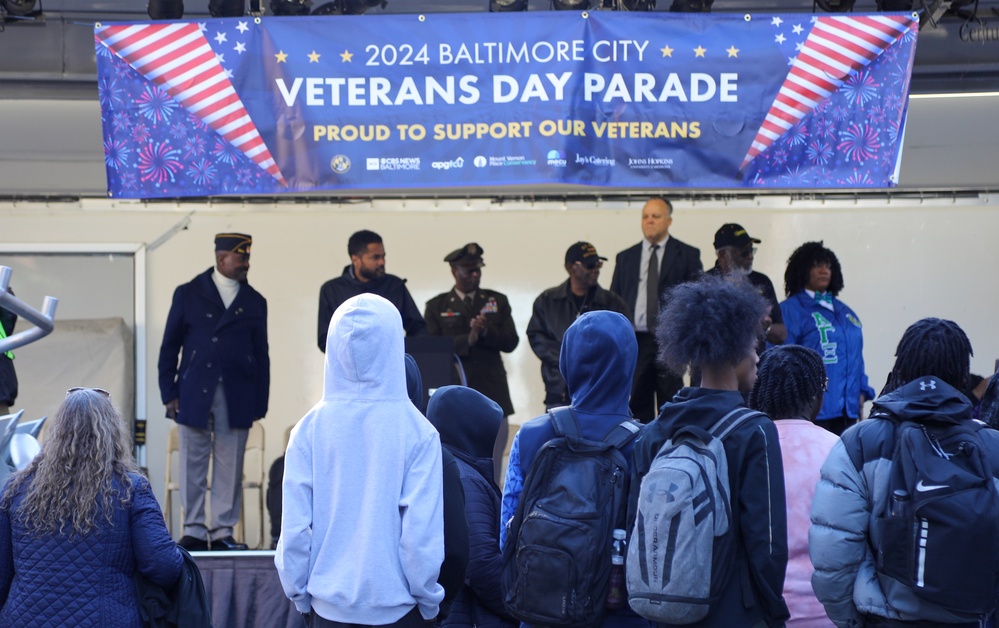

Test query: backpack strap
[548,406,640,450]
[708,407,766,442]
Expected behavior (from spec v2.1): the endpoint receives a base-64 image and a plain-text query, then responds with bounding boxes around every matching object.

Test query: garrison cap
[215,233,252,255]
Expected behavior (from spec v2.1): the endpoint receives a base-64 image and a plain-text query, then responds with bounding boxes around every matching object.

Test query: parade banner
[95,11,918,198]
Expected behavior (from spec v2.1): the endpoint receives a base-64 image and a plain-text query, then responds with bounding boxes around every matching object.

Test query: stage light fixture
[312,0,384,13]
[552,0,590,9]
[271,0,310,14]
[147,0,183,19]
[814,0,857,11]
[669,0,711,10]
[618,0,655,9]
[1,0,37,16]
[491,0,528,10]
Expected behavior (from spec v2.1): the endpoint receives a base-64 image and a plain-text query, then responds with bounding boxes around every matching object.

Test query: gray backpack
[626,407,761,624]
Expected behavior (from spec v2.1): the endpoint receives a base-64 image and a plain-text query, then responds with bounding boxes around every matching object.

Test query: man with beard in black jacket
[317,230,426,351]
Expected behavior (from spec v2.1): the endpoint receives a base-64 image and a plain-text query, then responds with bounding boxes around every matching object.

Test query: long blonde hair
[1,389,140,537]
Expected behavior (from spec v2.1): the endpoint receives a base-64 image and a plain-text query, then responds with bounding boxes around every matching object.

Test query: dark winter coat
[157,267,269,429]
[317,265,426,351]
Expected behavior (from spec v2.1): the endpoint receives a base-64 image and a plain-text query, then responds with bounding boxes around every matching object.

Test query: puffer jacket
[810,377,999,627]
[0,473,183,627]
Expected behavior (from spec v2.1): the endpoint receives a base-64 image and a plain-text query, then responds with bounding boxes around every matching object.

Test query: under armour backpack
[875,410,999,617]
[501,407,640,628]
[627,407,762,624]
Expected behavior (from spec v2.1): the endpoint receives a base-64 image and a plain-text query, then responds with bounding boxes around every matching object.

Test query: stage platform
[191,550,302,628]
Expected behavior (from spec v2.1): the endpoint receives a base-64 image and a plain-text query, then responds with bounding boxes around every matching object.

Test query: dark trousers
[306,607,430,627]
[818,415,860,436]
[630,332,683,423]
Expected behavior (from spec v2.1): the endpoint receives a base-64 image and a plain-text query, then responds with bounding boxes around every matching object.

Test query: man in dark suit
[425,243,519,483]
[611,198,702,422]
[158,233,269,552]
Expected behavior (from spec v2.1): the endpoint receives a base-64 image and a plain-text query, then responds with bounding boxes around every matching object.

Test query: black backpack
[875,408,999,617]
[501,407,640,627]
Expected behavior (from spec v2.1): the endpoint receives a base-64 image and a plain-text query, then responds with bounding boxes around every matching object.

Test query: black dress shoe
[211,535,248,551]
[177,535,210,552]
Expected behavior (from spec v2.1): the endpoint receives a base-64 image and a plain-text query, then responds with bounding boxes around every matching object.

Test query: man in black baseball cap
[425,243,520,482]
[527,241,630,409]
[708,223,786,350]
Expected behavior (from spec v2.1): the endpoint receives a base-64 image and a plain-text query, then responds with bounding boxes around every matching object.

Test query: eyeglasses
[66,387,111,399]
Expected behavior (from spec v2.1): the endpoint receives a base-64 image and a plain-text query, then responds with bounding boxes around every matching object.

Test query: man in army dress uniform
[425,243,519,483]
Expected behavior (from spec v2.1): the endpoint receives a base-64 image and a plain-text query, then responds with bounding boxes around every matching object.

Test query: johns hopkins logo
[473,156,487,168]
[330,155,351,174]
[546,149,567,167]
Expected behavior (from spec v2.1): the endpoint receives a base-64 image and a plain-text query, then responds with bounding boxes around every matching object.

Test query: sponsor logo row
[331,152,674,174]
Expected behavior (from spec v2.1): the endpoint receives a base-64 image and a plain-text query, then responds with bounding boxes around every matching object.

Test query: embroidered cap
[713,223,761,250]
[214,233,252,255]
[565,241,607,269]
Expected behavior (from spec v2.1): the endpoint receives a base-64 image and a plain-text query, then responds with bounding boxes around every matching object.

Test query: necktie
[463,295,474,313]
[647,244,660,330]
[814,292,833,305]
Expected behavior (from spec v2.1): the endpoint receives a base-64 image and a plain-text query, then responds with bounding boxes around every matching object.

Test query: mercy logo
[330,155,351,174]
[431,157,464,170]
[546,149,567,167]
[473,155,487,168]
[919,379,937,391]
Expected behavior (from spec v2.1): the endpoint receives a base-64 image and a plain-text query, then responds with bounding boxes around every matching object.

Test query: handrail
[0,266,59,353]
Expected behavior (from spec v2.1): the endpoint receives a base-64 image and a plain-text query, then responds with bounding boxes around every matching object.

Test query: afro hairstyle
[783,240,844,297]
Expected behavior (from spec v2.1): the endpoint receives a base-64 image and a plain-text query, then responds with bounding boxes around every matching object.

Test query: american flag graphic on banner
[741,14,917,170]
[96,22,287,187]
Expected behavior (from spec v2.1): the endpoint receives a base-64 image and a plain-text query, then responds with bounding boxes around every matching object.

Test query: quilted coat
[0,473,183,627]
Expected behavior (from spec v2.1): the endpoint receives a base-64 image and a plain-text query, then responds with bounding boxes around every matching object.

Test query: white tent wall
[0,195,997,509]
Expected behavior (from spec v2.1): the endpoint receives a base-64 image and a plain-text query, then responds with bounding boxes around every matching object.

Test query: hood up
[404,353,425,414]
[559,310,637,415]
[323,293,407,402]
[426,385,502,460]
[872,376,973,426]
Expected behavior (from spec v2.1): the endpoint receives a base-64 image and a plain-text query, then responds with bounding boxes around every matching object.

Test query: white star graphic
[793,23,804,35]
[214,31,227,44]
[234,41,246,54]
[225,68,234,78]
[795,41,804,51]
[775,33,787,44]
[198,22,207,31]
[788,56,797,66]
[771,16,783,26]
[811,16,818,23]
[215,53,226,64]
[236,20,249,33]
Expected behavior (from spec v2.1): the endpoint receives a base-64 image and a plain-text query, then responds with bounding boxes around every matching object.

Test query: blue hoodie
[276,294,444,624]
[500,310,649,628]
[429,386,516,628]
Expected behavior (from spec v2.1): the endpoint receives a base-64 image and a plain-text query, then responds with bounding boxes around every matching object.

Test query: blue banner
[95,11,918,198]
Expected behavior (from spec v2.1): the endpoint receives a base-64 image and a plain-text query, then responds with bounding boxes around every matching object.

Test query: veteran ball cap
[565,241,607,268]
[215,233,252,255]
[713,223,761,250]
[444,243,485,267]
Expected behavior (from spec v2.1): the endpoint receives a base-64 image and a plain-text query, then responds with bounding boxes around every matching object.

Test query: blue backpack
[501,407,640,627]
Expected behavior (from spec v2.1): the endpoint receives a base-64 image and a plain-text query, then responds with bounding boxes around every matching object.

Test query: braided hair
[656,274,767,376]
[749,345,827,421]
[783,241,844,297]
[882,317,972,395]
